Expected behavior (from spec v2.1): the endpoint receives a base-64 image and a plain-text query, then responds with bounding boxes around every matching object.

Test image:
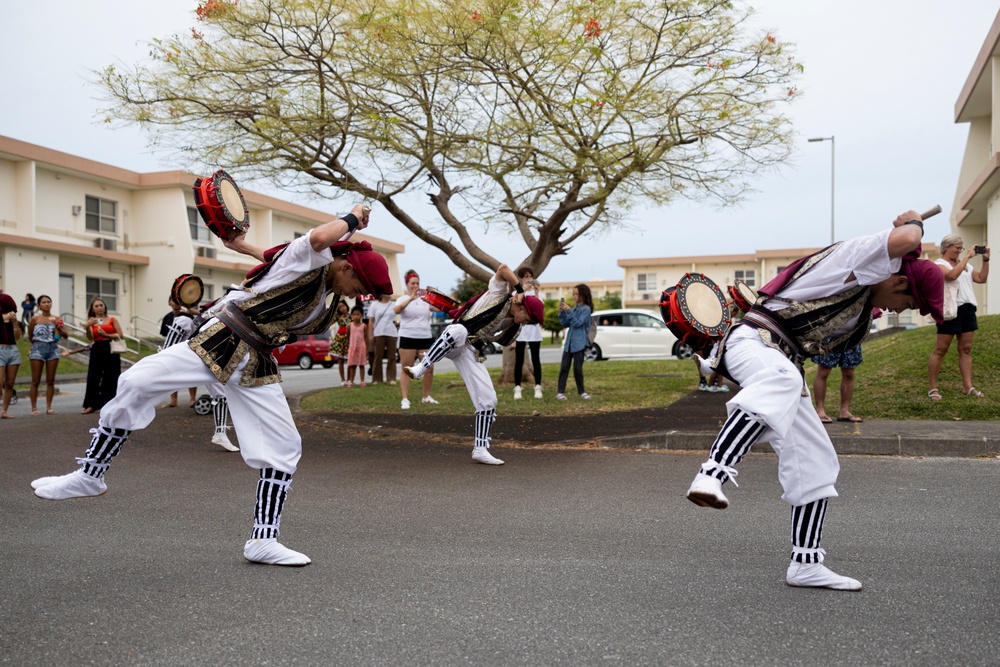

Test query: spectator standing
[556,284,594,401]
[928,235,991,400]
[27,295,67,415]
[330,300,351,383]
[346,306,368,387]
[811,345,863,423]
[368,293,398,385]
[1,293,22,419]
[80,298,124,414]
[395,270,437,409]
[513,267,544,400]
[20,293,36,329]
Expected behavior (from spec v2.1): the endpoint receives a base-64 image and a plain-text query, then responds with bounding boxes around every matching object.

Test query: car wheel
[192,394,213,416]
[485,342,498,355]
[583,344,601,362]
[673,341,694,360]
[298,354,314,370]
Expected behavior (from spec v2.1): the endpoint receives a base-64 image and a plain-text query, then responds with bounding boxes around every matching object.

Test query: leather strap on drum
[215,303,275,354]
[742,307,805,359]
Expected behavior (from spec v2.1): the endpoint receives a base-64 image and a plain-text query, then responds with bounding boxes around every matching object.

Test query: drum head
[217,177,248,224]
[172,274,204,308]
[731,279,757,312]
[676,273,730,338]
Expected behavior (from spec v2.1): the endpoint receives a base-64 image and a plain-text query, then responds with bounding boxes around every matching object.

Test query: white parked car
[580,308,694,361]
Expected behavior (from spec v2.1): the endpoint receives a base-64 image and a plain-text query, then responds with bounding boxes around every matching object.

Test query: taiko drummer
[686,210,944,591]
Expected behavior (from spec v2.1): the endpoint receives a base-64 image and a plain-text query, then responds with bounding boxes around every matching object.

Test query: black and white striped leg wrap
[790,498,829,564]
[474,408,496,449]
[76,426,131,480]
[251,468,293,540]
[212,396,229,435]
[422,330,456,368]
[703,409,766,483]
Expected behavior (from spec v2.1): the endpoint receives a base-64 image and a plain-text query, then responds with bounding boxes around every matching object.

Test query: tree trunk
[498,344,535,386]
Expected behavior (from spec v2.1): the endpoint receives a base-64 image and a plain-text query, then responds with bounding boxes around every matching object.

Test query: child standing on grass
[346,305,368,387]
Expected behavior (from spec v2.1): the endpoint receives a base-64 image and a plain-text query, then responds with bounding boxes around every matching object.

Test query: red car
[272,331,335,369]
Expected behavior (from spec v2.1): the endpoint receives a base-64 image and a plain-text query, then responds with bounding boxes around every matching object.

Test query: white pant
[100,343,301,473]
[440,324,497,412]
[723,326,839,506]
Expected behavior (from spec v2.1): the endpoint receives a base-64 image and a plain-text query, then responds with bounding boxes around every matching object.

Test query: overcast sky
[2,0,996,291]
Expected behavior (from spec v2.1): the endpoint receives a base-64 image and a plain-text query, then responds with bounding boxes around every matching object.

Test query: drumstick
[920,205,942,220]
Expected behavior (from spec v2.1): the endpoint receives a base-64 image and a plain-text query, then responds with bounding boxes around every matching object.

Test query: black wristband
[514,283,525,294]
[903,219,924,235]
[342,213,360,232]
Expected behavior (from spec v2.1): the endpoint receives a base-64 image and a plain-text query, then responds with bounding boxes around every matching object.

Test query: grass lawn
[303,315,1000,421]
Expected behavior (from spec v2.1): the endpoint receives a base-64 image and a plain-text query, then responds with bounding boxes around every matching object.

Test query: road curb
[594,431,1000,458]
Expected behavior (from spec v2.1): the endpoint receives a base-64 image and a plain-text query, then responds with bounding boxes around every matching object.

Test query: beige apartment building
[619,243,941,328]
[534,279,622,303]
[952,11,999,314]
[0,136,403,338]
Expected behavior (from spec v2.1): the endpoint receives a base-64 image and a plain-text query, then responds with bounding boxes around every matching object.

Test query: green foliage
[452,274,490,303]
[542,298,562,334]
[594,291,622,310]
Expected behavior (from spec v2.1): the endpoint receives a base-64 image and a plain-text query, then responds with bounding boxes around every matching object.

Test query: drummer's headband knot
[331,241,392,297]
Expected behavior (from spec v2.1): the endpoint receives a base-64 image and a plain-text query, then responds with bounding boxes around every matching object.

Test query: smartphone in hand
[974,245,986,255]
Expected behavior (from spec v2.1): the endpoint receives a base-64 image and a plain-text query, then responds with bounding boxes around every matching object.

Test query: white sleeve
[841,229,901,286]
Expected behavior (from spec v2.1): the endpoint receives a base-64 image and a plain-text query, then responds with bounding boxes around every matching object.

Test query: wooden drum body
[193,169,250,240]
[171,274,204,308]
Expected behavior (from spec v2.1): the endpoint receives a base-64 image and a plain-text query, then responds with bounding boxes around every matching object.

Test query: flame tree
[101,0,802,281]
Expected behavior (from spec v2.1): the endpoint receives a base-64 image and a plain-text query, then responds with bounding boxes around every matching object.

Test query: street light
[808,136,835,244]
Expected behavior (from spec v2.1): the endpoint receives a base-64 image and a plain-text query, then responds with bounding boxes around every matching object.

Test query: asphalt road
[4,407,999,666]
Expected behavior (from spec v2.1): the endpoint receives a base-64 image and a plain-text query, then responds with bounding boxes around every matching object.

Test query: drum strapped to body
[728,279,758,316]
[171,274,204,309]
[421,288,460,313]
[193,169,250,240]
[658,273,731,346]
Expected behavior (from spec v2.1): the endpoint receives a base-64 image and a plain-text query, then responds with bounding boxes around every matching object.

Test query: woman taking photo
[81,297,124,414]
[928,235,991,400]
[556,284,594,401]
[395,270,437,409]
[27,295,67,415]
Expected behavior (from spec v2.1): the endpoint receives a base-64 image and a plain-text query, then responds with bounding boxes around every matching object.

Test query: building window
[188,207,213,244]
[86,277,118,313]
[637,273,657,291]
[293,232,304,239]
[735,269,756,287]
[203,284,215,302]
[85,196,117,235]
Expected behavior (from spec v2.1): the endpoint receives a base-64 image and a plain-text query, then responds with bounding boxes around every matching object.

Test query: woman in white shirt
[928,234,991,400]
[367,293,399,385]
[394,270,437,409]
[513,266,544,399]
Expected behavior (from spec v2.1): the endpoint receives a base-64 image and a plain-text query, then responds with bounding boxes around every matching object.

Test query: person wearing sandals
[556,284,594,401]
[27,295,67,416]
[811,344,863,423]
[512,266,544,400]
[685,211,944,591]
[1,293,22,419]
[928,235,991,401]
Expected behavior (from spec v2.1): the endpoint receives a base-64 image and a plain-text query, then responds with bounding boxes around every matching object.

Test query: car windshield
[315,331,332,340]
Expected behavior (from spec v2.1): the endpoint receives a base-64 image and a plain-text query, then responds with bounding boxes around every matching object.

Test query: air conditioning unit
[93,238,117,252]
[196,246,217,259]
[642,293,652,300]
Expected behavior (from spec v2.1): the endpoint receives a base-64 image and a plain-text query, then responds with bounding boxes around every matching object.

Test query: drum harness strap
[215,303,278,354]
